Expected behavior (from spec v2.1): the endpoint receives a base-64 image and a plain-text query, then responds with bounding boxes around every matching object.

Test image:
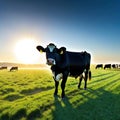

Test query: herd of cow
[0,66,18,71]
[1,43,119,99]
[36,43,120,98]
[95,64,120,69]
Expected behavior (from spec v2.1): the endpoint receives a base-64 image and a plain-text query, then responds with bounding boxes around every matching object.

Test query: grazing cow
[118,64,120,69]
[116,64,118,68]
[36,43,91,98]
[112,64,116,69]
[10,67,18,71]
[0,66,7,70]
[95,64,103,69]
[104,64,111,69]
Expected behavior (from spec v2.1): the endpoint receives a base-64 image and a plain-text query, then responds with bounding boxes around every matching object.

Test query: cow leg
[78,75,83,89]
[54,80,59,96]
[52,71,59,96]
[84,71,88,90]
[61,79,67,98]
[61,72,68,98]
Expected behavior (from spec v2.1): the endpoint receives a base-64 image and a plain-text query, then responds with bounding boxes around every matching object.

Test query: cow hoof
[61,96,66,100]
[61,94,65,99]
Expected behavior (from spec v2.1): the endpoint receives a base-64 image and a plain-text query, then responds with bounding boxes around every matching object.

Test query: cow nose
[47,58,55,65]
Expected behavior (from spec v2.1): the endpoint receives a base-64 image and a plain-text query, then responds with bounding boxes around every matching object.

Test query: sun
[14,38,39,64]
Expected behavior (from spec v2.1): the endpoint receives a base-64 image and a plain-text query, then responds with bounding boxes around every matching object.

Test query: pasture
[0,67,120,120]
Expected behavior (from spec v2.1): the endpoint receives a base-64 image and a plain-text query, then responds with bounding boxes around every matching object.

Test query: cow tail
[89,70,91,80]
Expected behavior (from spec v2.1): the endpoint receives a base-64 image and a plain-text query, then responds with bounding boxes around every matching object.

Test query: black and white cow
[10,66,18,71]
[36,43,91,98]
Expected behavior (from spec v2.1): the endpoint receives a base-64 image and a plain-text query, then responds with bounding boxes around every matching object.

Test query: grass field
[0,67,120,120]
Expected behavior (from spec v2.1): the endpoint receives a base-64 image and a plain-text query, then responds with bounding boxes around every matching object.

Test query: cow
[112,64,116,69]
[0,66,7,70]
[95,64,103,69]
[10,67,18,71]
[36,43,91,98]
[118,64,120,69]
[104,64,111,69]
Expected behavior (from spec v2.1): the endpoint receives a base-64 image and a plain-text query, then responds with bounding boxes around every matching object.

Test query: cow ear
[59,47,66,54]
[36,46,45,53]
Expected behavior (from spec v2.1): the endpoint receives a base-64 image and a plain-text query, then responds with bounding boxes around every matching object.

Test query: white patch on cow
[47,58,56,65]
[51,59,56,65]
[82,72,85,78]
[52,72,63,81]
[55,73,63,81]
[48,45,55,52]
[82,69,86,79]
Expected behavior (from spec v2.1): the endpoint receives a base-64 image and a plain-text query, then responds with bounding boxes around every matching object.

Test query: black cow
[36,43,91,98]
[10,67,18,71]
[0,66,7,70]
[104,64,111,69]
[118,64,120,68]
[95,64,103,69]
[112,64,116,69]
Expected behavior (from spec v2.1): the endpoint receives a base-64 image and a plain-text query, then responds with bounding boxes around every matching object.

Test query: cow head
[36,43,66,66]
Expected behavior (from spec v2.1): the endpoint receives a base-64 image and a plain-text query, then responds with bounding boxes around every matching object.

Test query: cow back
[67,51,91,76]
[67,51,90,66]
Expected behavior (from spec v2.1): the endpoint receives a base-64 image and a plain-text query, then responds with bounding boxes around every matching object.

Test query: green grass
[0,68,120,120]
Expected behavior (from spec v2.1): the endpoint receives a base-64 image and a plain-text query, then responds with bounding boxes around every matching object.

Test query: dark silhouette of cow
[104,64,111,69]
[118,64,120,69]
[112,64,116,68]
[112,64,120,69]
[36,43,91,98]
[0,66,7,70]
[10,67,18,71]
[95,64,103,69]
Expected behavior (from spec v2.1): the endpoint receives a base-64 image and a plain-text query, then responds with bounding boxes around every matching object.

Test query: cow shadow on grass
[1,73,119,120]
[92,72,110,78]
[89,72,118,85]
[52,86,120,120]
[52,71,120,120]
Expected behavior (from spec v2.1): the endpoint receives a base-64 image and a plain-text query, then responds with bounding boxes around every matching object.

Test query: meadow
[0,67,120,120]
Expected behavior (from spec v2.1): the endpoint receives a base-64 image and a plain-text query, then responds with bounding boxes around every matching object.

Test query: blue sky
[0,0,120,64]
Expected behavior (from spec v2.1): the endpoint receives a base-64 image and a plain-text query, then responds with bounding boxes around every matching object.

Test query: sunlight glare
[14,38,42,64]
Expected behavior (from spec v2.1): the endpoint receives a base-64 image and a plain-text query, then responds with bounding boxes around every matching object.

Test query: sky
[0,0,120,64]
